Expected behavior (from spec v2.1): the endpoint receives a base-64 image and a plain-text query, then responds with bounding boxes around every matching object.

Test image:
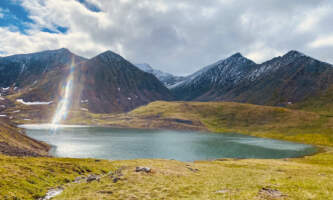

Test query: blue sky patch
[0,0,69,34]
[0,0,34,33]
[77,0,101,12]
[41,26,68,34]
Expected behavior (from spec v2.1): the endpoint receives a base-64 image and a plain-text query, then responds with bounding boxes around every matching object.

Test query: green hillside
[1,100,333,199]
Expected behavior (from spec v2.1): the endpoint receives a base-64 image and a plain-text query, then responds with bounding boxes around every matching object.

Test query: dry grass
[0,119,49,156]
[65,101,333,147]
[55,150,333,200]
[1,101,333,199]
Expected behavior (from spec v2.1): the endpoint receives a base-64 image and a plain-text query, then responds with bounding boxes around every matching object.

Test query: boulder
[86,174,100,183]
[135,166,151,173]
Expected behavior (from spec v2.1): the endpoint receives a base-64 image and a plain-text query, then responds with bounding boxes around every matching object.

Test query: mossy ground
[1,101,333,199]
[2,150,333,200]
[0,155,116,200]
[56,151,333,200]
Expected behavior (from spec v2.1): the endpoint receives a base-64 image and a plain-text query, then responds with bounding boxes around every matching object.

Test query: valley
[0,49,333,199]
[2,0,333,199]
[1,99,333,199]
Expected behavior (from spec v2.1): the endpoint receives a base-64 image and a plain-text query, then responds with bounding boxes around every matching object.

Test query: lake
[22,125,316,161]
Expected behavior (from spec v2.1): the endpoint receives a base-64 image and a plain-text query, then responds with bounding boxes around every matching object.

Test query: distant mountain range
[1,48,333,113]
[135,63,185,86]
[0,48,171,113]
[170,51,333,106]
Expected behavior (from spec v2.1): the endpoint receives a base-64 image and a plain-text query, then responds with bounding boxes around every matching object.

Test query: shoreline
[20,122,322,161]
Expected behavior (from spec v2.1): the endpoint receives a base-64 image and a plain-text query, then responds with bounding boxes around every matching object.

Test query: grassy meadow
[1,100,333,199]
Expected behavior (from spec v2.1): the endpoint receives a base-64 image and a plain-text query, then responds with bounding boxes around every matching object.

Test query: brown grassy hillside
[0,119,49,156]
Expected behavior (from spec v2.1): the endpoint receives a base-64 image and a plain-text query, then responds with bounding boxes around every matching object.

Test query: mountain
[73,51,173,113]
[5,48,333,114]
[170,53,257,101]
[13,50,173,113]
[0,48,86,90]
[228,51,333,105]
[1,48,86,103]
[170,51,333,106]
[135,63,185,86]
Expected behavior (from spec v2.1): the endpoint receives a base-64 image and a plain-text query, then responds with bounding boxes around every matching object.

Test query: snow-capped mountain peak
[283,50,306,59]
[170,52,256,89]
[135,63,154,72]
[170,53,257,100]
[135,63,185,86]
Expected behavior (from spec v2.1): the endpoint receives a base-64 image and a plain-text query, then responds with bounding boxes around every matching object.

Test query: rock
[86,174,100,183]
[73,176,86,183]
[98,190,113,194]
[186,167,199,172]
[135,166,151,173]
[259,187,287,198]
[215,189,230,194]
[112,177,121,183]
[185,165,199,172]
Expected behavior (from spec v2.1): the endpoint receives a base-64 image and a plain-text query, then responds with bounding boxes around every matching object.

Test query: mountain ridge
[73,50,173,113]
[170,52,258,100]
[0,48,86,89]
[2,48,333,113]
[135,63,185,86]
[170,50,333,106]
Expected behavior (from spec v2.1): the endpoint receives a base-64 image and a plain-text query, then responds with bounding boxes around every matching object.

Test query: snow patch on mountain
[247,50,308,81]
[16,99,53,105]
[135,63,185,86]
[170,53,256,89]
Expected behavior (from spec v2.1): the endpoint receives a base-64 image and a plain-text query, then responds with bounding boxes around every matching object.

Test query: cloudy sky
[0,0,333,75]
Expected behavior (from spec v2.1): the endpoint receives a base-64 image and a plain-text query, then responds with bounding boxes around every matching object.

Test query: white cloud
[1,0,333,75]
[297,6,331,32]
[309,35,333,48]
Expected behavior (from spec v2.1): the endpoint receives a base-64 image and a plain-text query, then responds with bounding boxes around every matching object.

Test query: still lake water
[22,125,316,161]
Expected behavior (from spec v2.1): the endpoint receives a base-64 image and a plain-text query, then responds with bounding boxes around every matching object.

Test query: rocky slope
[74,51,172,113]
[171,51,333,106]
[0,48,86,91]
[135,63,185,86]
[229,51,333,105]
[3,50,172,114]
[170,53,257,101]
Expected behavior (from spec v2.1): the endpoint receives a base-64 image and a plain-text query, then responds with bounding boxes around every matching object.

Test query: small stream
[41,188,63,200]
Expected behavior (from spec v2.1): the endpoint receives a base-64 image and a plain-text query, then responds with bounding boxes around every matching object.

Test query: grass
[0,155,116,200]
[53,151,333,200]
[130,101,333,146]
[1,100,333,199]
[0,119,49,156]
[8,100,333,147]
[290,86,333,115]
[62,101,333,147]
[1,150,333,200]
